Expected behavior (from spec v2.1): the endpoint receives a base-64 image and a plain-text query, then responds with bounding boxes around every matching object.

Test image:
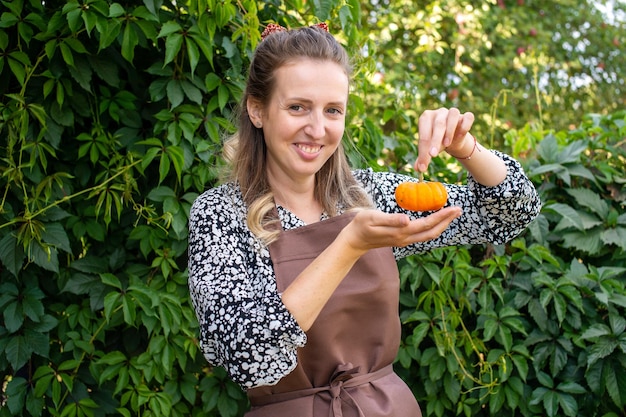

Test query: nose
[304,111,325,139]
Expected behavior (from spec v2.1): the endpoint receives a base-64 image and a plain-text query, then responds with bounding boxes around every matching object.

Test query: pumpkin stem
[418,172,424,183]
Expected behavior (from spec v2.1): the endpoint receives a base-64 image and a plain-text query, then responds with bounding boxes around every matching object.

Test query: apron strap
[249,364,394,417]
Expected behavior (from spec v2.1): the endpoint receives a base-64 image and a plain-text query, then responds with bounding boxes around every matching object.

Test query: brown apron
[246,212,422,417]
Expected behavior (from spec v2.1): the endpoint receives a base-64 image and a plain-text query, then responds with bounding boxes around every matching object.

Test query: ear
[247,98,264,128]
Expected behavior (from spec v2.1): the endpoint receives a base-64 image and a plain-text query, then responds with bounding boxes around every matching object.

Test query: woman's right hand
[340,207,462,254]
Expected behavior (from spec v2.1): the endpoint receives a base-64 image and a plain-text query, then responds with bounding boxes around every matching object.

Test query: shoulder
[190,182,245,225]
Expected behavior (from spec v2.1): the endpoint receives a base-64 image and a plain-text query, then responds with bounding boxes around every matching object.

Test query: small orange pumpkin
[395,181,448,212]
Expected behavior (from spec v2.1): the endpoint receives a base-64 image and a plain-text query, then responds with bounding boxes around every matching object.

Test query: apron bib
[246,212,422,417]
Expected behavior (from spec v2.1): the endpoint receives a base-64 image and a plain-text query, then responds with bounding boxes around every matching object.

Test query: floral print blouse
[187,151,541,389]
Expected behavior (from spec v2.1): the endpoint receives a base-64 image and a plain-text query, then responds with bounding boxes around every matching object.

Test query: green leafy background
[1,0,625,416]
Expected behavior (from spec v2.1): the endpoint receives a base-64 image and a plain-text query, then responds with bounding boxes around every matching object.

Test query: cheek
[330,122,346,143]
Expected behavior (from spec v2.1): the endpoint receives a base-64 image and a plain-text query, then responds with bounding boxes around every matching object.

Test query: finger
[367,212,411,228]
[456,112,474,140]
[416,110,436,172]
[443,108,461,147]
[428,108,448,157]
[401,207,462,244]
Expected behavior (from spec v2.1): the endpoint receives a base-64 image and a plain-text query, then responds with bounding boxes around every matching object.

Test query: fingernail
[430,146,438,157]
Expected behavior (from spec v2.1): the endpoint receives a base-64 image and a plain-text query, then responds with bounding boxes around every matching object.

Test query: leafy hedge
[1,0,625,416]
[395,111,626,417]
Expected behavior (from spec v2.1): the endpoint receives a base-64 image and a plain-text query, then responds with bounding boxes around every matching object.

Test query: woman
[188,23,541,417]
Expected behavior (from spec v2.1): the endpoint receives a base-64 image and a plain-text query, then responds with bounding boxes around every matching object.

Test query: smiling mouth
[296,144,322,154]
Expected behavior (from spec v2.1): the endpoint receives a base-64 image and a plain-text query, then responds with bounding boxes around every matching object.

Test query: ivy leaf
[103,291,121,322]
[313,0,333,21]
[122,294,137,324]
[545,203,584,231]
[5,333,33,370]
[98,350,127,365]
[121,21,139,62]
[59,41,74,66]
[557,381,587,394]
[165,145,185,180]
[71,255,108,274]
[5,377,28,415]
[159,151,171,183]
[21,286,45,321]
[554,140,588,164]
[4,300,24,332]
[179,374,198,404]
[25,328,50,358]
[561,230,603,255]
[61,273,101,295]
[586,339,618,366]
[557,392,578,417]
[8,52,28,85]
[166,79,184,108]
[189,30,214,67]
[30,314,59,333]
[605,364,626,408]
[108,3,125,18]
[601,227,626,250]
[511,353,529,382]
[143,0,163,17]
[163,32,183,66]
[181,79,202,104]
[98,19,121,50]
[0,233,25,277]
[186,37,200,76]
[221,36,237,58]
[69,55,93,92]
[147,186,176,201]
[205,73,221,92]
[157,20,181,38]
[65,8,82,32]
[565,188,609,217]
[41,222,71,253]
[30,242,59,272]
[0,282,18,310]
[543,390,559,417]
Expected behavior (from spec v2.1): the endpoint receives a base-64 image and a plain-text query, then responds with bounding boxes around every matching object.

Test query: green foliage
[354,0,626,162]
[1,0,625,416]
[0,0,362,416]
[396,111,626,417]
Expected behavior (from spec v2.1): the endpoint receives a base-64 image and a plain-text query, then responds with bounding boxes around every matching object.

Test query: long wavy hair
[222,25,372,244]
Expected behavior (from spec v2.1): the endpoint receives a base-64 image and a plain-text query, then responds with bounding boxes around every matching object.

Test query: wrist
[336,224,369,259]
[447,134,481,160]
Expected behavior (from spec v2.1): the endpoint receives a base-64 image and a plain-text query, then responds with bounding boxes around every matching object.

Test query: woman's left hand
[414,107,474,172]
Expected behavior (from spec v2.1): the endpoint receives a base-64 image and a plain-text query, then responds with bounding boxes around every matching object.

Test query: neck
[273,188,323,224]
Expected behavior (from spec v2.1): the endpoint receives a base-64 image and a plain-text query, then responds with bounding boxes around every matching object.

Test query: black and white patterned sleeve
[354,151,542,258]
[187,184,306,389]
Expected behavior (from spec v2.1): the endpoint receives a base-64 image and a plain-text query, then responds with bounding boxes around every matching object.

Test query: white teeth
[297,144,321,154]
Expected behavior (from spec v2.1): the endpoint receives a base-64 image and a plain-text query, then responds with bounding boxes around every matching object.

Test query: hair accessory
[261,23,287,40]
[313,22,329,32]
[261,22,329,41]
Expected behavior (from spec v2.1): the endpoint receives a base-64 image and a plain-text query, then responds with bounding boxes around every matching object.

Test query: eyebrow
[286,97,347,107]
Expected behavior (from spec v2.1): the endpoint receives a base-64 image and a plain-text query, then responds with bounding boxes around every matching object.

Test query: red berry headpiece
[261,22,329,41]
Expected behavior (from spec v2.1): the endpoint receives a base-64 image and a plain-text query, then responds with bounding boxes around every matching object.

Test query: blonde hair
[223,26,372,244]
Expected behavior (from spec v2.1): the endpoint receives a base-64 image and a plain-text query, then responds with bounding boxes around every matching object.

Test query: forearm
[280,232,366,331]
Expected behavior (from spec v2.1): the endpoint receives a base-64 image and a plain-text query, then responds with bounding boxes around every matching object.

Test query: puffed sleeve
[354,151,542,257]
[187,184,307,389]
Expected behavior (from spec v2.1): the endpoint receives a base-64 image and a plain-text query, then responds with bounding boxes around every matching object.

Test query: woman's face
[249,58,349,187]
